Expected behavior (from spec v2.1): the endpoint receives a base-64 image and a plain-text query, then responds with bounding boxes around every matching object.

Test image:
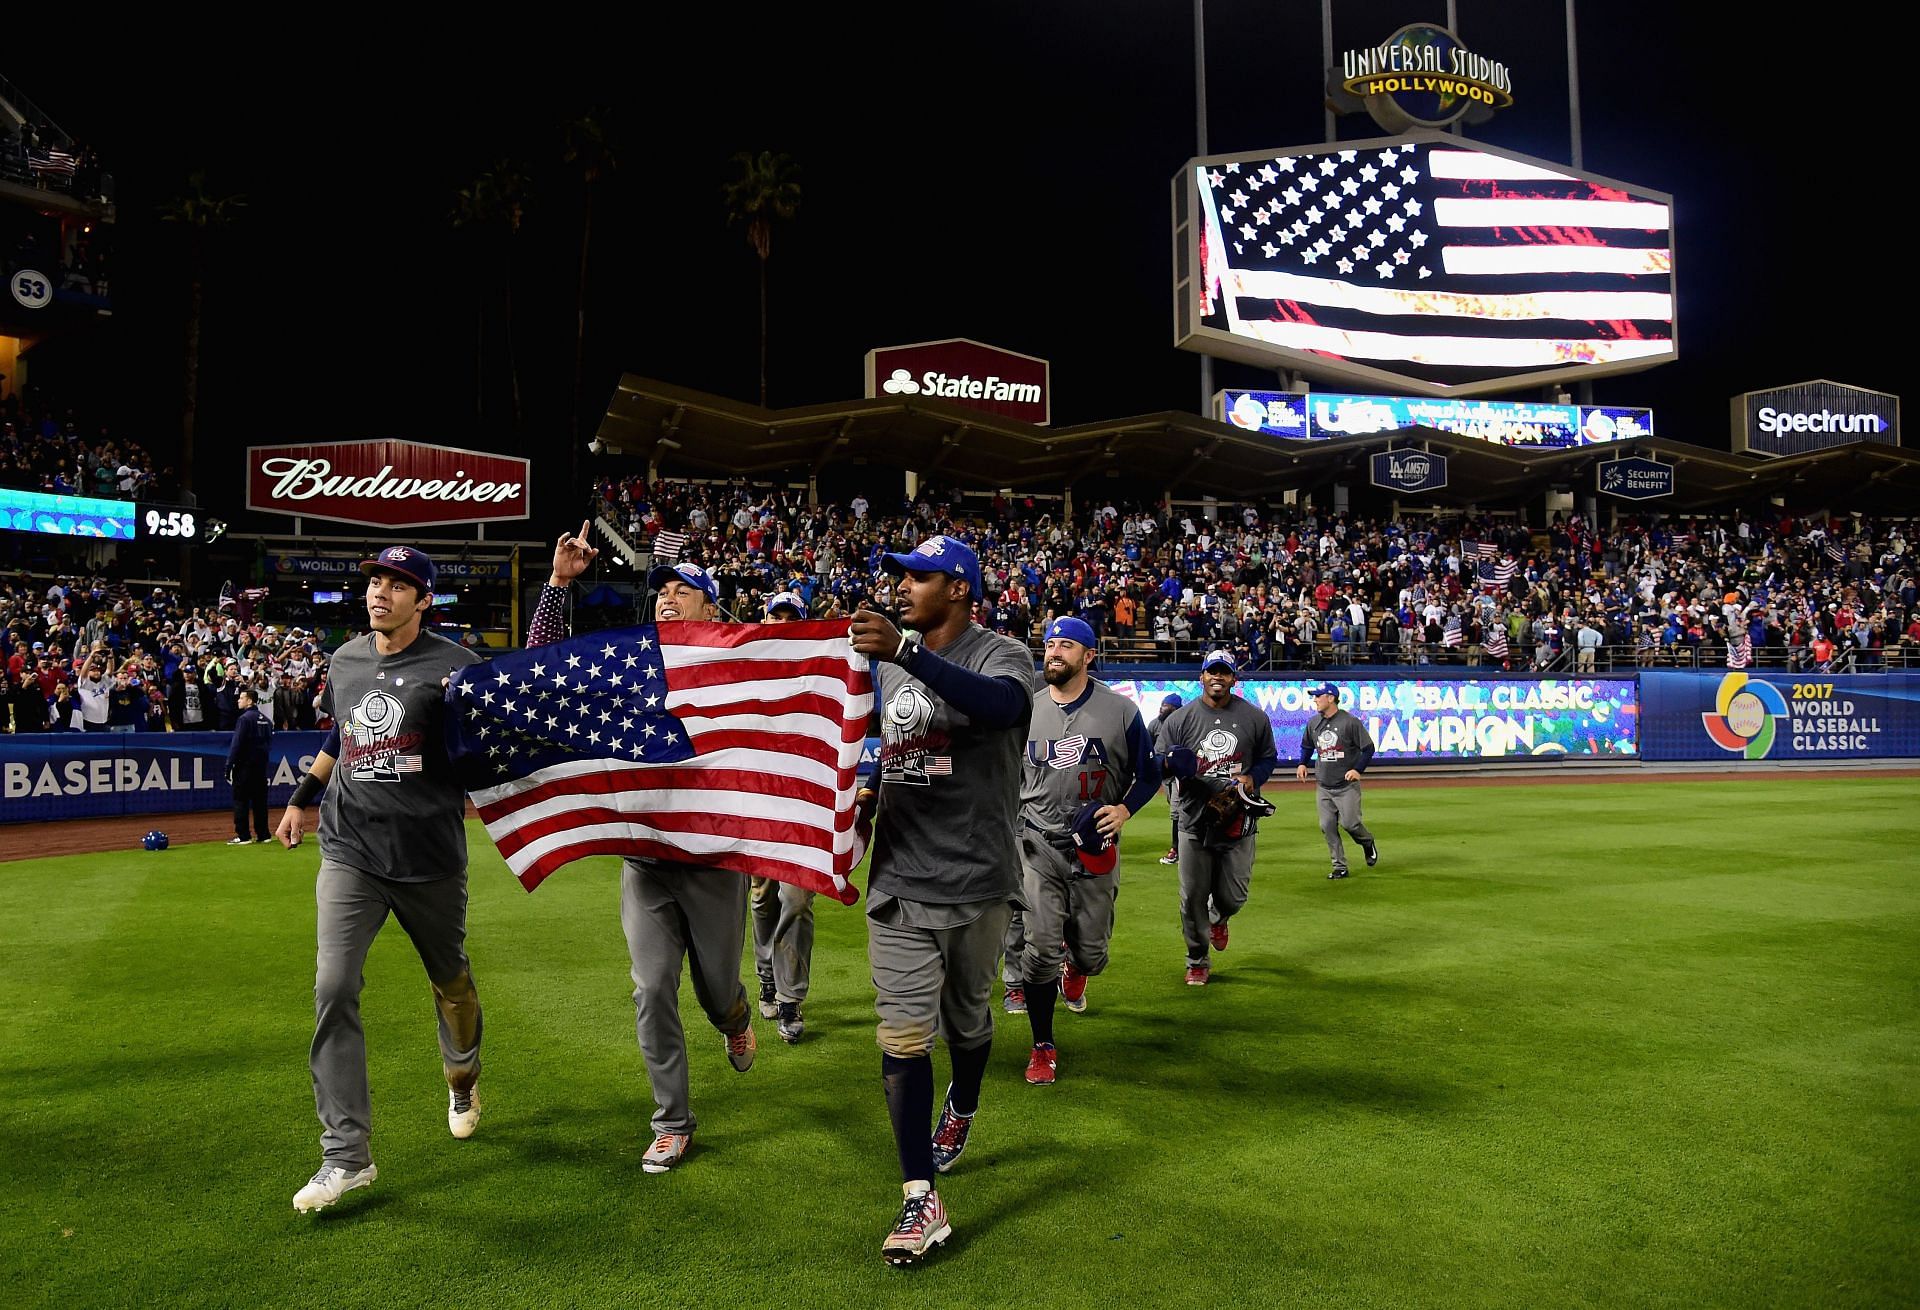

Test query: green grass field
[3,778,1917,1308]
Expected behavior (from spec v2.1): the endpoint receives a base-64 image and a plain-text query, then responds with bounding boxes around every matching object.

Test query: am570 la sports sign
[246,440,531,529]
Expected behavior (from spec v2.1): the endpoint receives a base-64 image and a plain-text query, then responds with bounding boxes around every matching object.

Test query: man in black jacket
[226,688,274,844]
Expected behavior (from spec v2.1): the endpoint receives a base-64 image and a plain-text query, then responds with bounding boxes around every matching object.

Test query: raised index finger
[577,520,591,545]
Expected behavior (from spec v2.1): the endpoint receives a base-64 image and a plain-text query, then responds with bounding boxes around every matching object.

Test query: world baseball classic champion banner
[0,732,329,823]
[1638,672,1920,762]
[1109,677,1638,761]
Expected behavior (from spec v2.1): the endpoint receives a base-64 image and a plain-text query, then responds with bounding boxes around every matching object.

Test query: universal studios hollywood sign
[1332,23,1514,133]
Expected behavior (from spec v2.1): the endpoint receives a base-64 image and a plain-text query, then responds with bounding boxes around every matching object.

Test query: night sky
[28,3,1900,530]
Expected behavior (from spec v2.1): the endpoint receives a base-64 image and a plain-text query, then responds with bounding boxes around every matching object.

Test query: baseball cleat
[930,1094,974,1174]
[1159,848,1178,865]
[1001,984,1026,1015]
[226,837,251,846]
[1208,920,1230,952]
[882,1184,951,1266]
[448,1085,481,1139]
[641,1132,691,1173]
[1362,840,1379,867]
[1329,867,1350,879]
[1024,1043,1058,1086]
[776,1001,804,1044]
[1060,963,1089,1013]
[724,1024,756,1072]
[757,979,779,1019]
[293,1163,377,1213]
[1185,965,1210,987]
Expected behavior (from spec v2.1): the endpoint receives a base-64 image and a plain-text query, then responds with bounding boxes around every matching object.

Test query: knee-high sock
[881,1052,936,1183]
[1024,976,1058,1047]
[948,1037,993,1118]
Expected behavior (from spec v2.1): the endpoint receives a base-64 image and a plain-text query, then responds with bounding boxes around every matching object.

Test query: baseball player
[275,545,483,1214]
[1158,649,1278,986]
[1296,682,1378,878]
[525,531,757,1175]
[847,534,1033,1266]
[1149,693,1182,864]
[1016,617,1161,1084]
[749,590,817,1044]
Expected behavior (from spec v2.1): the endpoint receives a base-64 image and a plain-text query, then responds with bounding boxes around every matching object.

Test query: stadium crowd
[0,389,169,497]
[596,475,1918,675]
[1,573,333,735]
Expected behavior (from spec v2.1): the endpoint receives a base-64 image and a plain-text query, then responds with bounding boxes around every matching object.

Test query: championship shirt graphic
[1701,673,1788,760]
[344,689,425,781]
[1315,726,1344,763]
[1201,727,1241,777]
[880,683,952,785]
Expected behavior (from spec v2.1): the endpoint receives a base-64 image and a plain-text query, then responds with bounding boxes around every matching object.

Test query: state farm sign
[246,440,531,529]
[864,337,1051,425]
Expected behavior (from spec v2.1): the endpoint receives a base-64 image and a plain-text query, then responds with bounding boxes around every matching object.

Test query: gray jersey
[318,630,481,882]
[1162,695,1279,835]
[1301,707,1374,791]
[870,625,1034,906]
[1149,711,1177,759]
[1021,680,1146,832]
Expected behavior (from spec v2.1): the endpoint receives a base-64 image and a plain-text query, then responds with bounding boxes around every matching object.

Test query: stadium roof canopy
[593,375,1920,512]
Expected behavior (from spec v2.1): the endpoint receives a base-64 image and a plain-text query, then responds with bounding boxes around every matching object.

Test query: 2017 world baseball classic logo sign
[1638,671,1920,762]
[1700,673,1790,759]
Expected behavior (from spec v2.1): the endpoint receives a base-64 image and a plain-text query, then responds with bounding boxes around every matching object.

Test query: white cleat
[448,1086,481,1139]
[293,1163,377,1213]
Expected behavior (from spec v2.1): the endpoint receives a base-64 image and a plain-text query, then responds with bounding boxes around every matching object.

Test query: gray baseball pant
[1318,784,1375,873]
[749,875,815,1004]
[1176,833,1256,967]
[620,858,751,1136]
[312,859,481,1171]
[1000,904,1027,990]
[1019,829,1120,981]
[869,901,1012,1058]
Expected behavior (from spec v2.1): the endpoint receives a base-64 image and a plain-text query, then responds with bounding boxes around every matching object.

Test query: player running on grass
[1295,682,1378,878]
[1157,649,1278,986]
[276,545,483,1214]
[1014,617,1160,1085]
[848,534,1033,1266]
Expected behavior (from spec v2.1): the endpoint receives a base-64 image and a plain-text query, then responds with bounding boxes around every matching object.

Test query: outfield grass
[2,778,1916,1308]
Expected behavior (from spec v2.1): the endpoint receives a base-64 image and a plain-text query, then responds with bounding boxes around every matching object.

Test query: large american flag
[1460,539,1498,562]
[651,530,690,564]
[447,621,873,901]
[1197,142,1672,386]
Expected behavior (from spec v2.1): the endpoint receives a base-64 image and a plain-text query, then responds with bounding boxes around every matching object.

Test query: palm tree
[722,151,802,407]
[158,172,245,497]
[450,160,531,432]
[564,111,617,498]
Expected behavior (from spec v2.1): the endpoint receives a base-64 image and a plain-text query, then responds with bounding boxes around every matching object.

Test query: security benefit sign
[1640,671,1920,762]
[1370,449,1448,494]
[864,338,1051,425]
[0,731,330,822]
[1597,454,1674,499]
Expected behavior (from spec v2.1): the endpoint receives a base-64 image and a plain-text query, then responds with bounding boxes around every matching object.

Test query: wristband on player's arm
[289,773,325,809]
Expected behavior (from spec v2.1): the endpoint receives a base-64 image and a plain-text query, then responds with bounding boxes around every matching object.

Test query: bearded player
[1157,649,1278,986]
[1015,617,1160,1084]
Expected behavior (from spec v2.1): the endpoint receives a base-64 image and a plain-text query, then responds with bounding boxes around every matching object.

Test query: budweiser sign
[246,440,531,529]
[864,337,1051,425]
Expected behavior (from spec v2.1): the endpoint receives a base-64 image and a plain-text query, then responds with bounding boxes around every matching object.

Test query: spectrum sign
[1216,389,1652,448]
[1731,379,1899,456]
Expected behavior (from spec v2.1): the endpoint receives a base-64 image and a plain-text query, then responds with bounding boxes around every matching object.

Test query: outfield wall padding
[1637,671,1920,762]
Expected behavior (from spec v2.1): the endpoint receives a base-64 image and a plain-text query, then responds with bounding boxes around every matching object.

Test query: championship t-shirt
[1162,695,1278,835]
[318,630,480,882]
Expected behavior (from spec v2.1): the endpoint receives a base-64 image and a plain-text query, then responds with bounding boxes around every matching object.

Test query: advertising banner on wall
[0,732,328,823]
[1369,449,1448,494]
[1217,389,1654,447]
[864,337,1051,425]
[1109,677,1638,761]
[1639,671,1920,762]
[1731,379,1899,456]
[246,441,531,529]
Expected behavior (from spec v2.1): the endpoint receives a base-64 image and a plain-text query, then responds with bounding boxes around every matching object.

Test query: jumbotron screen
[0,488,137,539]
[1176,133,1676,397]
[1109,677,1639,760]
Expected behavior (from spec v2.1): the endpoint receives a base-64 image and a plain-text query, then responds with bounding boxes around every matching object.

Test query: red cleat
[1185,965,1210,986]
[1024,1043,1058,1085]
[1208,920,1230,953]
[1060,963,1089,1013]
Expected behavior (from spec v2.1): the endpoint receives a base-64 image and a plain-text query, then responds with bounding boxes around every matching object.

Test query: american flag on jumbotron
[445,621,873,902]
[651,530,690,564]
[1196,142,1672,385]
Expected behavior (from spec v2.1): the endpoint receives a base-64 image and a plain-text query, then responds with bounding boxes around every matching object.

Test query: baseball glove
[1201,779,1277,842]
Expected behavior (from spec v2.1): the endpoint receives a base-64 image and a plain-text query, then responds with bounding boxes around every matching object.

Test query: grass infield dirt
[2,778,1915,1308]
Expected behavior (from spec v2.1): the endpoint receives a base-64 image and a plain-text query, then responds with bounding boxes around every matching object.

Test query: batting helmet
[143,830,170,851]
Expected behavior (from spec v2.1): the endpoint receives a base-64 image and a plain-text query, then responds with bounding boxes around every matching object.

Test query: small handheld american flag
[446,620,874,901]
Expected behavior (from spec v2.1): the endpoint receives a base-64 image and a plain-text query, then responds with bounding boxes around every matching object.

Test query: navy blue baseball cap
[1202,648,1237,674]
[1161,693,1183,709]
[1044,616,1097,648]
[647,561,720,602]
[1070,802,1118,875]
[882,534,982,601]
[360,546,436,594]
[1309,682,1339,699]
[764,590,806,618]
